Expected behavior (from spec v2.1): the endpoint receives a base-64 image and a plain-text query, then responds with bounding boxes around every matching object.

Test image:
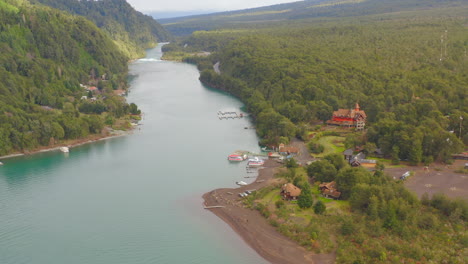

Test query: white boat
[236,181,248,186]
[59,147,69,153]
[228,154,247,161]
[0,161,3,166]
[247,157,265,167]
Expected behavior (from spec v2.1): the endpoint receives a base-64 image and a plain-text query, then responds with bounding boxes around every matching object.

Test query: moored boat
[236,181,248,186]
[228,154,245,161]
[59,147,69,153]
[228,152,247,161]
[247,157,265,167]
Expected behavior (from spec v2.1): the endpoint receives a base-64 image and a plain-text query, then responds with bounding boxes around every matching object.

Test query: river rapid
[0,44,268,264]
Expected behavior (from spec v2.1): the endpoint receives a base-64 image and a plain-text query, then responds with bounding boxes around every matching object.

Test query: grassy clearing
[250,185,346,253]
[314,136,346,158]
[368,156,407,168]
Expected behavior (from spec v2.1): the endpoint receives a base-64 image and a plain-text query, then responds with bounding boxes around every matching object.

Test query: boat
[0,161,3,166]
[59,147,69,153]
[228,153,247,161]
[236,181,248,186]
[247,157,265,167]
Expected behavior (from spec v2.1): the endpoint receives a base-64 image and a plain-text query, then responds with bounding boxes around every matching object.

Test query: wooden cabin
[319,181,341,199]
[281,183,302,200]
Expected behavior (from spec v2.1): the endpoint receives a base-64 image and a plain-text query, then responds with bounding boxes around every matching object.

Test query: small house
[278,143,300,155]
[319,181,341,199]
[281,183,301,200]
[348,152,376,169]
[343,148,354,162]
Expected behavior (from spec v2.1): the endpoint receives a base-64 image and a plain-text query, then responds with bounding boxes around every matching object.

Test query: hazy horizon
[127,0,301,13]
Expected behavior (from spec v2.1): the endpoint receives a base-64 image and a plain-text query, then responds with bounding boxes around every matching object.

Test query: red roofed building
[327,103,366,130]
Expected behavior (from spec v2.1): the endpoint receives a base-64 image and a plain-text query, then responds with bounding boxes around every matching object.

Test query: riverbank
[203,151,335,264]
[0,128,133,161]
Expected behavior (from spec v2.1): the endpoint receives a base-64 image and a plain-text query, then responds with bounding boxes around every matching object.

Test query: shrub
[275,200,285,209]
[255,203,271,218]
[298,189,313,209]
[314,200,326,214]
[417,213,438,230]
[341,220,355,236]
[309,143,325,154]
[285,158,298,168]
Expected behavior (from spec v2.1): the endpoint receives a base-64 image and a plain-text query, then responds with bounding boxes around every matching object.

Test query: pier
[217,110,245,120]
[204,205,225,209]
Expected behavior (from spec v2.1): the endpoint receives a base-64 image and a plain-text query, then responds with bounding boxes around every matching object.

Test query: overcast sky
[126,0,300,13]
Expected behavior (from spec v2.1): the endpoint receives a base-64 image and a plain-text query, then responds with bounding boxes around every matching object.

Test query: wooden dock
[217,110,246,120]
[204,205,225,209]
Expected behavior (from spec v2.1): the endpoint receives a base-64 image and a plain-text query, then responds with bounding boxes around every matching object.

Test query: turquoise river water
[0,44,268,264]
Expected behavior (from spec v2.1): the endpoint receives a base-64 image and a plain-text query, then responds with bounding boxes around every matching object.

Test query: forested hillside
[0,0,138,155]
[165,2,467,163]
[162,1,468,262]
[161,0,467,36]
[31,0,172,58]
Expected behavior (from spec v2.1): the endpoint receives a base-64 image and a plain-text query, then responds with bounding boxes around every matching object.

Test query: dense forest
[31,0,172,58]
[164,2,467,163]
[0,0,144,155]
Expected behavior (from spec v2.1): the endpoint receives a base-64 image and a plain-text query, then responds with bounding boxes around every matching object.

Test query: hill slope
[31,0,172,58]
[161,0,467,36]
[0,0,136,155]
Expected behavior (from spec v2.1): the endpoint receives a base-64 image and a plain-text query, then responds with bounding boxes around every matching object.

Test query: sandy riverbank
[203,158,335,264]
[0,129,133,161]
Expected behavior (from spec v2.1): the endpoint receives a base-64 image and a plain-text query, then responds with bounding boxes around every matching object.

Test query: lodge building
[327,103,367,130]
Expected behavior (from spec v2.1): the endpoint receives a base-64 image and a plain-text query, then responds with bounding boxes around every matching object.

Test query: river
[0,44,268,264]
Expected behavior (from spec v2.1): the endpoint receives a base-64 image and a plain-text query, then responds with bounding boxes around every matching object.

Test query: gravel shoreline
[0,129,132,161]
[203,159,335,264]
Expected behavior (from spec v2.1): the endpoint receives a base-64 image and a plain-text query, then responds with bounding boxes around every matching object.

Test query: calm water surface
[0,44,268,264]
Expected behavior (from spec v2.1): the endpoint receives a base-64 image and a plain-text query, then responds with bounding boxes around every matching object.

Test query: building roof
[332,109,367,119]
[279,146,299,153]
[332,103,367,120]
[343,149,354,156]
[319,181,341,198]
[323,188,341,199]
[282,183,302,197]
[354,152,366,160]
[319,181,337,190]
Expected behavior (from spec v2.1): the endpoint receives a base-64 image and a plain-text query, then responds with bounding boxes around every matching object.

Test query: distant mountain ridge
[31,0,172,58]
[160,0,466,36]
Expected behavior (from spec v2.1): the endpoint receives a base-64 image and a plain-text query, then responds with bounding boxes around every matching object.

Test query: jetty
[217,110,245,120]
[204,205,225,209]
[230,150,268,158]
